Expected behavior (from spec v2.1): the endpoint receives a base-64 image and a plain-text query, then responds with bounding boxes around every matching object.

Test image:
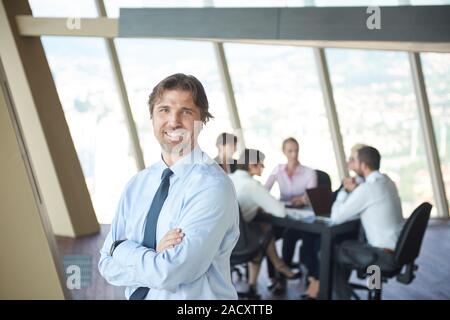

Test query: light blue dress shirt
[98,146,240,299]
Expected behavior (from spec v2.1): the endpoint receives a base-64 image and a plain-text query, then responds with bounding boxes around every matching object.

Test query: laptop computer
[306,186,333,219]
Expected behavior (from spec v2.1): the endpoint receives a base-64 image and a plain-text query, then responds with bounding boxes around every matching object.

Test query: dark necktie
[129,168,173,300]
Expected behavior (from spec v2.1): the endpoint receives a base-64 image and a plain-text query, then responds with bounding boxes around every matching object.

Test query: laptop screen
[306,186,332,217]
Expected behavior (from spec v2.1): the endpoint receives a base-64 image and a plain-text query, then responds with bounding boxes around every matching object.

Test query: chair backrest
[232,207,261,258]
[394,202,432,266]
[316,169,332,192]
[232,207,249,253]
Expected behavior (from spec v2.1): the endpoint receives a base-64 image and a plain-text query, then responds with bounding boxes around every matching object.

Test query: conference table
[254,211,360,300]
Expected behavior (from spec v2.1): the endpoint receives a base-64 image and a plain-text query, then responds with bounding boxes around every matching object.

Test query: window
[326,48,435,217]
[421,52,450,212]
[29,0,98,17]
[41,37,137,223]
[104,0,209,17]
[225,43,340,191]
[315,0,450,5]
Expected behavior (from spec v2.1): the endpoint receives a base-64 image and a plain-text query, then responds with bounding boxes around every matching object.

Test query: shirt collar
[365,170,382,183]
[355,175,365,184]
[159,145,205,180]
[283,163,302,175]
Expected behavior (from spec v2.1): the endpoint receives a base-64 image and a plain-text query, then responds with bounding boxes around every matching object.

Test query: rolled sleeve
[252,180,286,218]
[331,186,367,224]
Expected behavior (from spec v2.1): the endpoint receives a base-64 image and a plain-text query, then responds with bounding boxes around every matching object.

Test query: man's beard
[354,168,364,177]
[159,130,195,160]
[158,121,202,161]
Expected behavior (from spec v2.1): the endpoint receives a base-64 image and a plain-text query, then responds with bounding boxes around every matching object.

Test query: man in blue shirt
[98,73,240,300]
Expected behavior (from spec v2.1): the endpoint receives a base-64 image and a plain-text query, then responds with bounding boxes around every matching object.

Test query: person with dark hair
[99,73,240,300]
[331,146,404,299]
[229,149,299,298]
[332,143,368,203]
[214,132,238,173]
[290,143,369,299]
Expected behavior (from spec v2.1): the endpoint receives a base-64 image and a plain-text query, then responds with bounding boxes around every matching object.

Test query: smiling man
[98,73,240,300]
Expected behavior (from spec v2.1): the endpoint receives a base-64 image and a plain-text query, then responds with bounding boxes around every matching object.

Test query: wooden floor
[55,219,450,300]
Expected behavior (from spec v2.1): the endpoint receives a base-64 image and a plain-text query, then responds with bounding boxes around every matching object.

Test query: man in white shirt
[331,146,404,299]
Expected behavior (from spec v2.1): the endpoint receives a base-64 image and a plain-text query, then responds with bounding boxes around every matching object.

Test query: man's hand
[343,177,358,193]
[156,228,185,252]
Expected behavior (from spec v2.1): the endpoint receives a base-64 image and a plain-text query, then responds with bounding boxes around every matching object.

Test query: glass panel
[326,48,435,217]
[315,0,450,5]
[224,43,340,192]
[210,0,308,7]
[114,39,233,165]
[104,0,208,17]
[421,52,450,214]
[409,0,450,4]
[315,0,399,6]
[41,37,137,223]
[29,0,97,17]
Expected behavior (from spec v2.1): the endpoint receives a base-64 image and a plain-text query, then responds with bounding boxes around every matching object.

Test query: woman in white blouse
[229,149,298,298]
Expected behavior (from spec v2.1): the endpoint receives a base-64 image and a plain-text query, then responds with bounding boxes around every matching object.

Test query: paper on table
[286,208,315,221]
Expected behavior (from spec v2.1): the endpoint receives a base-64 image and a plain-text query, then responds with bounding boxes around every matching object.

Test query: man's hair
[351,143,368,153]
[237,149,265,172]
[148,73,214,123]
[216,132,238,148]
[282,137,299,150]
[357,146,381,171]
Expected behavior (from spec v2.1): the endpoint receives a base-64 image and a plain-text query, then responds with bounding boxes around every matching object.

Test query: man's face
[152,89,202,156]
[347,150,359,173]
[348,151,364,177]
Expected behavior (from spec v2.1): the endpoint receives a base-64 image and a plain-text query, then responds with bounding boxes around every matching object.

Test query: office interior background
[0,0,449,300]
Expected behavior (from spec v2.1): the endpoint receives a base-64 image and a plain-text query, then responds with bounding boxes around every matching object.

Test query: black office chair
[230,208,265,299]
[315,169,332,192]
[349,202,432,300]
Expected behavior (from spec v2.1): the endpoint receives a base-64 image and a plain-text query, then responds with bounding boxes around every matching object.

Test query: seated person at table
[292,143,369,299]
[229,149,298,298]
[265,137,318,292]
[265,137,317,206]
[283,141,379,298]
[331,146,404,300]
[214,132,238,174]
